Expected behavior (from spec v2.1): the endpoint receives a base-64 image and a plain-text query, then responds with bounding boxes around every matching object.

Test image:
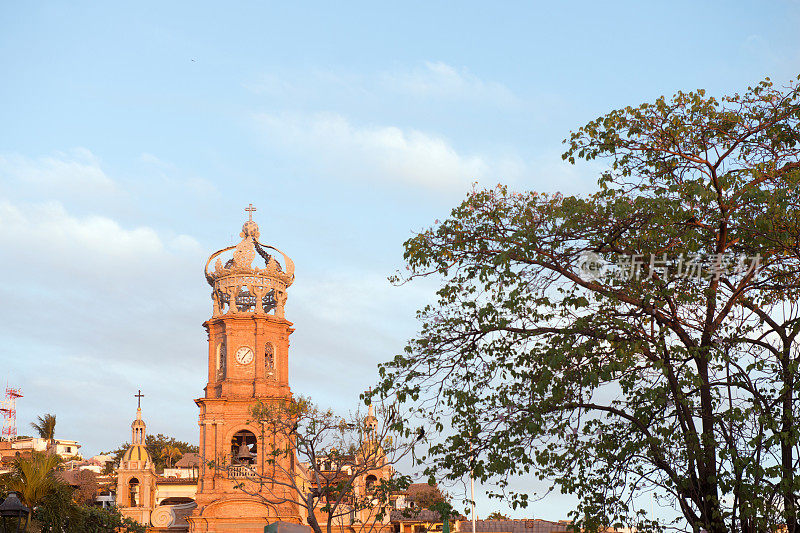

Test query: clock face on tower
[235,346,254,365]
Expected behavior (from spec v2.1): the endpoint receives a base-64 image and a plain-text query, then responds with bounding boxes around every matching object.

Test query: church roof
[122,444,150,463]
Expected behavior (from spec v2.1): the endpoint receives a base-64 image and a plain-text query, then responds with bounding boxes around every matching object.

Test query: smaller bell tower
[116,390,157,526]
[189,207,302,533]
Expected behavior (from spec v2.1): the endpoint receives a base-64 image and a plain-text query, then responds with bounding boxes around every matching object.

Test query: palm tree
[9,450,62,528]
[160,445,182,468]
[30,413,57,448]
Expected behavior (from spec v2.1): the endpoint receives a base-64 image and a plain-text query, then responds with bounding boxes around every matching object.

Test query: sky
[1,0,799,522]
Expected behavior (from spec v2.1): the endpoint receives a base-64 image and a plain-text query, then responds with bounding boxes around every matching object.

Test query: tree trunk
[781,347,797,533]
[697,350,726,533]
[306,495,324,533]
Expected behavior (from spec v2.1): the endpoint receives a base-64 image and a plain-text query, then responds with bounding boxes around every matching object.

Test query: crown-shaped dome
[204,207,295,318]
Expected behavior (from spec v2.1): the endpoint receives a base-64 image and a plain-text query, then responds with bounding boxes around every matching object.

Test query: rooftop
[458,519,573,533]
[174,452,201,468]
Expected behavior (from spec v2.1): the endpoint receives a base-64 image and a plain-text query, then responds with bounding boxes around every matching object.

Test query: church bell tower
[189,206,302,533]
[116,391,156,526]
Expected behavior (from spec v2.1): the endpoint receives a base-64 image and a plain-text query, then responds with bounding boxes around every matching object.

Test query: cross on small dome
[135,389,144,409]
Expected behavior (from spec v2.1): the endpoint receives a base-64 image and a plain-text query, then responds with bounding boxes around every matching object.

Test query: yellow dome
[123,444,150,463]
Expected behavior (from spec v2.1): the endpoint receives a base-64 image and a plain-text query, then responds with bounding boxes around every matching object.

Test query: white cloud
[255,112,523,191]
[0,196,209,453]
[381,61,518,105]
[0,148,116,193]
[0,200,200,269]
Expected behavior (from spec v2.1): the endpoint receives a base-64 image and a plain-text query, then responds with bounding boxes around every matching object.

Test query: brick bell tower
[189,206,302,533]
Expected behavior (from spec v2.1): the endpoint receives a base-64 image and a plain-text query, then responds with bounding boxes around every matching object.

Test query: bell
[236,441,255,461]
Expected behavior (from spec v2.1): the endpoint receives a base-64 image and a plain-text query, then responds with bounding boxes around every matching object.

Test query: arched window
[216,341,226,379]
[265,343,275,377]
[129,477,140,507]
[231,430,257,465]
[365,474,378,490]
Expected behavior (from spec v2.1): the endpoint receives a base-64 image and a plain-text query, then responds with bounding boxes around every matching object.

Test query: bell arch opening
[231,430,257,466]
[128,477,140,507]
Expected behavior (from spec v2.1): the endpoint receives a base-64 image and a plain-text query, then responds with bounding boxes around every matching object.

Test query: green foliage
[145,433,198,472]
[1,450,143,532]
[486,512,510,520]
[375,75,800,533]
[103,433,198,473]
[30,414,56,443]
[8,451,62,511]
[35,484,145,533]
[240,396,413,533]
[159,444,182,468]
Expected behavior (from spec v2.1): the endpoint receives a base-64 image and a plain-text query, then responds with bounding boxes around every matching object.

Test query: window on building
[265,343,275,376]
[216,341,226,379]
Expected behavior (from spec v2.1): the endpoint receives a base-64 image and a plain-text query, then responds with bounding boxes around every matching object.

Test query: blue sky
[1,0,799,521]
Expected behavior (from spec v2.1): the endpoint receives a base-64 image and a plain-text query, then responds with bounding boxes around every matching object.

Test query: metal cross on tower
[245,203,256,221]
[135,390,144,409]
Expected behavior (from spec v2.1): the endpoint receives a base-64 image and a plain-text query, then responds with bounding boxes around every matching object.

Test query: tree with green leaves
[34,484,146,533]
[8,450,62,522]
[0,451,143,532]
[144,434,196,471]
[374,76,800,533]
[160,444,182,468]
[214,396,413,533]
[30,413,57,447]
[103,434,197,473]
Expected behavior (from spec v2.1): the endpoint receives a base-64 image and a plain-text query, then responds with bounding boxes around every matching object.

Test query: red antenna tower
[0,386,23,441]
